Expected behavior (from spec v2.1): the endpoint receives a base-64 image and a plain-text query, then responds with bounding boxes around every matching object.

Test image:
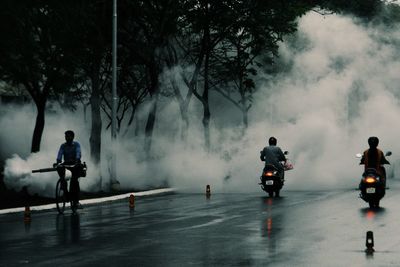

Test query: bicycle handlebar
[57,164,77,168]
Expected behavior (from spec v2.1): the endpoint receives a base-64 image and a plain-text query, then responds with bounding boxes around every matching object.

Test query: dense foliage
[0,0,386,159]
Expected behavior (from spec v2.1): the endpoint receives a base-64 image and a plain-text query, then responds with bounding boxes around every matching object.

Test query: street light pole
[111,0,119,191]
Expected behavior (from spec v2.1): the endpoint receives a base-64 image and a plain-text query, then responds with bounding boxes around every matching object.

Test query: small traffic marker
[24,206,31,223]
[129,194,135,209]
[365,231,374,253]
[206,185,211,197]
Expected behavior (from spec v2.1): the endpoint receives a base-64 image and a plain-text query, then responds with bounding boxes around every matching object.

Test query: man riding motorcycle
[260,137,287,181]
[359,136,390,187]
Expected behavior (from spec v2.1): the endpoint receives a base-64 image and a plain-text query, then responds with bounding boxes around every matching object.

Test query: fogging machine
[32,167,57,173]
[32,162,87,177]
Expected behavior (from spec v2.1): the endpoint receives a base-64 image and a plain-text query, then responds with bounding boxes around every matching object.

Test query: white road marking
[0,188,175,215]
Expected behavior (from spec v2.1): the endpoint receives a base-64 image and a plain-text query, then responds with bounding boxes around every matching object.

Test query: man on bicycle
[55,130,83,209]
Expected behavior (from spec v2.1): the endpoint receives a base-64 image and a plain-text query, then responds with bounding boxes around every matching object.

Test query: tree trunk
[202,101,211,152]
[242,108,248,129]
[89,73,102,165]
[134,115,140,137]
[144,92,159,156]
[192,26,212,152]
[241,92,249,130]
[171,78,192,143]
[202,71,211,150]
[202,29,211,152]
[31,99,46,153]
[241,104,249,137]
[122,106,136,137]
[144,58,161,157]
[180,106,189,142]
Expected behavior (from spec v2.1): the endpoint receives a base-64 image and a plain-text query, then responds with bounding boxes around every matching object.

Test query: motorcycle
[356,151,391,208]
[259,151,293,197]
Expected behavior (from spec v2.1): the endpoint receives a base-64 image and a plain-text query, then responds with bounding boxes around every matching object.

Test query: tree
[181,0,238,151]
[100,62,149,137]
[118,63,149,137]
[67,1,113,165]
[164,19,206,142]
[0,1,79,153]
[315,0,383,18]
[212,0,311,131]
[54,1,121,165]
[120,0,181,155]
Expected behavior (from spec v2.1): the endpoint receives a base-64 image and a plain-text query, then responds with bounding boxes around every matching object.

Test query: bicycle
[32,162,87,214]
[55,163,87,214]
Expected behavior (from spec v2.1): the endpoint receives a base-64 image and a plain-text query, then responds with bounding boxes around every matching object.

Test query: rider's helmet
[269,136,277,146]
[368,136,379,148]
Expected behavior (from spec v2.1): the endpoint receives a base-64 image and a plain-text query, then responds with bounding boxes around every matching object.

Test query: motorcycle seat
[263,164,278,171]
[363,168,379,176]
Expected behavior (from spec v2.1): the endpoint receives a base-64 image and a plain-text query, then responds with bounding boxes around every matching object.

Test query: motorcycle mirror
[356,153,362,158]
[284,151,289,155]
[385,151,392,157]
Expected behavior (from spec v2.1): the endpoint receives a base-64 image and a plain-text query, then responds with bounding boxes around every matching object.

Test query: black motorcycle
[259,151,293,197]
[357,151,391,208]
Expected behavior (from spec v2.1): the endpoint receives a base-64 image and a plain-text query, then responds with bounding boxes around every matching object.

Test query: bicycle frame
[32,163,85,214]
[55,164,78,214]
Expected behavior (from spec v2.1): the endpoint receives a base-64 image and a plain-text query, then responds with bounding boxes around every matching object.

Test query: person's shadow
[56,213,81,244]
[70,213,81,243]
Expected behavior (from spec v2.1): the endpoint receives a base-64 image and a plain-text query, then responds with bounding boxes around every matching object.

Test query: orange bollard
[129,194,135,209]
[24,206,31,223]
[206,185,211,197]
[366,231,374,253]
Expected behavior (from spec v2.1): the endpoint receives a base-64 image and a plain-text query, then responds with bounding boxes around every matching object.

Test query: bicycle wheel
[56,179,67,214]
[70,200,77,213]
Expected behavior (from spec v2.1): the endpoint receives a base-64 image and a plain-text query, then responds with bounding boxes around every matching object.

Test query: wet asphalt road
[2,185,400,267]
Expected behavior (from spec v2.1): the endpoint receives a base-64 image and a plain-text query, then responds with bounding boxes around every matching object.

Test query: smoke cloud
[250,12,400,190]
[2,10,400,197]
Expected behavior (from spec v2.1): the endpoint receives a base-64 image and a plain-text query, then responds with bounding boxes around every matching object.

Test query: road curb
[0,188,176,215]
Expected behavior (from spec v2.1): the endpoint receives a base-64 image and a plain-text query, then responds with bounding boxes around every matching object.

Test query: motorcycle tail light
[365,177,376,183]
[265,172,274,176]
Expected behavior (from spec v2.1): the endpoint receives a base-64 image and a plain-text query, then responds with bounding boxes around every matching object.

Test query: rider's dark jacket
[260,145,286,172]
[360,148,389,176]
[57,141,81,164]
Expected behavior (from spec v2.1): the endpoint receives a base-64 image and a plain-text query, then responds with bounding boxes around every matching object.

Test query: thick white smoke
[2,10,400,197]
[250,12,400,190]
[1,104,101,197]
